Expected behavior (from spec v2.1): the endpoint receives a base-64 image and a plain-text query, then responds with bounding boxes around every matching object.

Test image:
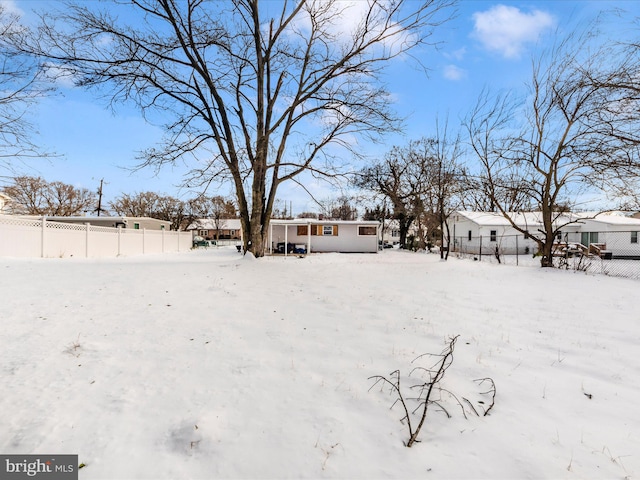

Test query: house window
[198,230,208,236]
[581,232,598,245]
[391,229,400,237]
[297,225,308,236]
[468,230,472,241]
[490,230,497,242]
[358,226,377,236]
[230,230,236,236]
[161,225,165,230]
[134,223,140,230]
[632,231,638,244]
[310,225,338,236]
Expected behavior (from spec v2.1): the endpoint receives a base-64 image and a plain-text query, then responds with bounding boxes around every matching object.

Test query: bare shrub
[369,335,496,447]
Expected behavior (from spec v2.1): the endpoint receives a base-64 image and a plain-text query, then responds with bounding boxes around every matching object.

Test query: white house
[562,212,640,259]
[0,193,10,214]
[268,219,380,254]
[449,211,552,255]
[381,219,401,246]
[38,216,171,231]
[381,219,431,247]
[449,211,640,259]
[187,218,242,241]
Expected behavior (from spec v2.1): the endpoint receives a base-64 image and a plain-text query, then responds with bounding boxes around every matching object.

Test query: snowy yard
[1,248,638,479]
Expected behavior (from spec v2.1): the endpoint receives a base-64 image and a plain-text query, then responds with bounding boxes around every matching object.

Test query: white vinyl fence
[0,215,192,258]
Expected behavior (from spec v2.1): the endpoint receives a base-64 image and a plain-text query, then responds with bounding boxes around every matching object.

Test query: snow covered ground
[1,247,638,479]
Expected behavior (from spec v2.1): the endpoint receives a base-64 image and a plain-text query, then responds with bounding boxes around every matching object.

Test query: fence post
[516,235,519,266]
[85,223,90,258]
[479,235,482,261]
[41,216,46,258]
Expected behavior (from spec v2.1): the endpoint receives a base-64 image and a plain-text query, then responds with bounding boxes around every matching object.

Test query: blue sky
[7,0,640,214]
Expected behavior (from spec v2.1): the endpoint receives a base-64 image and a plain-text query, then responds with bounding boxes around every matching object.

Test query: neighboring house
[187,218,242,240]
[563,212,640,259]
[381,219,429,247]
[0,193,10,214]
[449,211,551,255]
[269,219,380,254]
[449,211,640,258]
[38,216,171,231]
[381,219,401,246]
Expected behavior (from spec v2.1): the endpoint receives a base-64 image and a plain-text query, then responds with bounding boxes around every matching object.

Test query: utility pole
[95,178,107,216]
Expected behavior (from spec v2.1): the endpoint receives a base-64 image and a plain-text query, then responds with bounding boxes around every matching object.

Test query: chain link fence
[450,230,640,280]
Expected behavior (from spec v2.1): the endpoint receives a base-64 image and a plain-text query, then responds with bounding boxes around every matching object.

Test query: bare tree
[421,120,466,259]
[356,135,464,251]
[355,142,430,248]
[0,5,51,173]
[109,191,162,218]
[109,191,189,230]
[297,211,318,219]
[319,195,358,220]
[205,196,237,242]
[15,0,454,256]
[465,27,640,267]
[2,175,95,215]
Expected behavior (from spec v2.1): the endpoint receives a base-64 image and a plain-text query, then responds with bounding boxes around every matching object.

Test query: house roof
[39,215,169,224]
[270,219,380,226]
[188,218,380,231]
[455,211,548,227]
[572,212,640,226]
[456,210,640,229]
[187,218,242,230]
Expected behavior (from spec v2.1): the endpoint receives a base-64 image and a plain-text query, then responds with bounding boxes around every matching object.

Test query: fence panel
[46,221,87,258]
[0,216,42,257]
[0,215,192,258]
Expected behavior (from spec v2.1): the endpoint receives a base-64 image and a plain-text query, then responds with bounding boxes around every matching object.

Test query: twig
[474,377,496,416]
[407,335,458,447]
[462,397,480,417]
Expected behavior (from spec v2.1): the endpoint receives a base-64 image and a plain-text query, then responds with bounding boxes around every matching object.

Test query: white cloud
[443,64,465,81]
[444,47,467,61]
[471,5,556,59]
[42,63,80,88]
[288,1,413,57]
[0,0,23,17]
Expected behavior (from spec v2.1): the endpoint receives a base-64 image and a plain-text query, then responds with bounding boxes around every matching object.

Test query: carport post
[284,224,288,257]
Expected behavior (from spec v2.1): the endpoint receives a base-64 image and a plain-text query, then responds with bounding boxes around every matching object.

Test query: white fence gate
[0,215,192,258]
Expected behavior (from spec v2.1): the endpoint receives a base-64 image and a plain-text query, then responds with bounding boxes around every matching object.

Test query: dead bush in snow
[369,335,496,447]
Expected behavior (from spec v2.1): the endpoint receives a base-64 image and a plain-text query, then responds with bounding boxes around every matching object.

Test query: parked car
[275,242,307,254]
[192,236,213,248]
